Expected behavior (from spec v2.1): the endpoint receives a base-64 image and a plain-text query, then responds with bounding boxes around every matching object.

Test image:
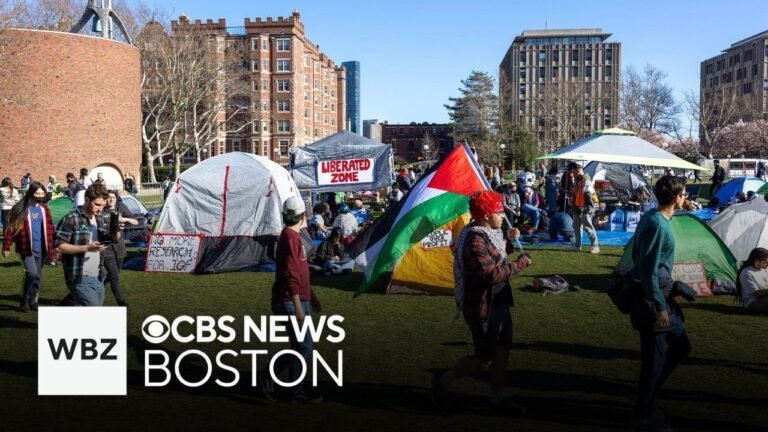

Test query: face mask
[33,196,45,203]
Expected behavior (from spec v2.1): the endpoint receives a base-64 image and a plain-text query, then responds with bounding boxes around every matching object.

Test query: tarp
[615,213,738,285]
[48,196,74,225]
[154,152,302,273]
[289,131,393,192]
[584,162,651,197]
[713,176,766,203]
[708,199,768,263]
[538,128,703,170]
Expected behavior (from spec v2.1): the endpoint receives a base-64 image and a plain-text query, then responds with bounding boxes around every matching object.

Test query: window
[277,100,290,112]
[262,101,269,112]
[251,140,258,154]
[251,38,258,51]
[217,40,224,52]
[304,74,309,84]
[539,67,545,79]
[303,54,309,66]
[605,66,612,77]
[262,121,268,132]
[744,50,753,62]
[552,66,559,79]
[585,66,592,78]
[519,68,526,79]
[331,104,335,112]
[314,79,320,88]
[277,120,290,133]
[519,52,526,64]
[232,140,241,152]
[572,66,579,78]
[277,60,290,72]
[262,38,268,51]
[585,50,592,63]
[252,81,258,91]
[218,140,224,154]
[604,114,611,127]
[304,91,309,101]
[606,48,612,62]
[252,121,259,134]
[262,80,268,91]
[262,60,269,72]
[705,64,713,75]
[303,126,309,136]
[538,50,546,63]
[262,141,268,156]
[553,50,559,63]
[585,99,591,110]
[572,49,579,62]
[277,80,290,92]
[277,39,290,52]
[251,60,258,72]
[304,108,310,118]
[743,82,753,94]
[519,84,526,95]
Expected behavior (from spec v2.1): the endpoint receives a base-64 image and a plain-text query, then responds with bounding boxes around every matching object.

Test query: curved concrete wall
[0,29,141,185]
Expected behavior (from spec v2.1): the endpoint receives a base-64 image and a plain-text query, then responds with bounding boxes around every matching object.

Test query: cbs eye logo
[142,315,170,344]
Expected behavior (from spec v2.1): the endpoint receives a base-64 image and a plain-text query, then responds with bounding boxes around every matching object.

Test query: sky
[128,0,768,127]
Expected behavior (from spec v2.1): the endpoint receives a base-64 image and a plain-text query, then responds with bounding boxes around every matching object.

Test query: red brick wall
[0,29,141,183]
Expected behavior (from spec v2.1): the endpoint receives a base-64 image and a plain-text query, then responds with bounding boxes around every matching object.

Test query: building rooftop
[513,28,612,44]
[725,29,768,51]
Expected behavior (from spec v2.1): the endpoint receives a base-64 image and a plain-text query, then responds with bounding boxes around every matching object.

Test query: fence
[137,182,165,209]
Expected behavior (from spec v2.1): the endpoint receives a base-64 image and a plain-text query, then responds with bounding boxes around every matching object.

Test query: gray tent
[289,131,393,192]
[584,162,650,198]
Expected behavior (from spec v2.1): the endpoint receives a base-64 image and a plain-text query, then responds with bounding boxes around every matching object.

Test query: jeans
[21,249,43,307]
[571,208,598,248]
[271,300,312,392]
[72,276,105,306]
[635,307,691,418]
[521,204,541,230]
[103,251,126,303]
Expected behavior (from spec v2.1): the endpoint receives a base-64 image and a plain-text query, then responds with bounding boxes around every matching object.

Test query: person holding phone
[102,191,138,306]
[55,183,112,306]
[629,175,691,431]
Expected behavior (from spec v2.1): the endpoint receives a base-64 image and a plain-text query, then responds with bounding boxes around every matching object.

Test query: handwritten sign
[317,158,375,185]
[145,234,202,273]
[421,229,452,249]
[671,262,712,297]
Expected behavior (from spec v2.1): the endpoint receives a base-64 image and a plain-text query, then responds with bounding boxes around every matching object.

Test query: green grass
[0,246,766,432]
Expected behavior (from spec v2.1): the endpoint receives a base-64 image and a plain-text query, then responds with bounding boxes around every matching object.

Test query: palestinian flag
[349,144,489,296]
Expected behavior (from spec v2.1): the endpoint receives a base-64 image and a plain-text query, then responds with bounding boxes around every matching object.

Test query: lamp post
[423,144,430,162]
[274,146,281,162]
[727,153,731,178]
[499,143,506,167]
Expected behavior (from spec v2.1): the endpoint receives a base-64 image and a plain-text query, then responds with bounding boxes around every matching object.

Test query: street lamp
[201,147,208,160]
[499,143,506,169]
[423,144,430,161]
[274,147,281,161]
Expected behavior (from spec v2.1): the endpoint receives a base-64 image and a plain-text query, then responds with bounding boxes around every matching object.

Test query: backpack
[533,275,569,295]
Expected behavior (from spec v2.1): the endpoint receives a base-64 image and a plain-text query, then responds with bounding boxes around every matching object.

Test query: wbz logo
[38,308,127,395]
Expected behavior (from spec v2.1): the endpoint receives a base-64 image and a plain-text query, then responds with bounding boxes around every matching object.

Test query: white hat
[283,196,306,216]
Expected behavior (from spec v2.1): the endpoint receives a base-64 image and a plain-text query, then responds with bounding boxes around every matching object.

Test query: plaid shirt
[461,230,527,321]
[55,206,109,283]
[2,204,56,260]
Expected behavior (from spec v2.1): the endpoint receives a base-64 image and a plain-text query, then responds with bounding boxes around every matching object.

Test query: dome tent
[154,152,302,273]
[714,176,766,203]
[708,199,768,263]
[583,162,651,198]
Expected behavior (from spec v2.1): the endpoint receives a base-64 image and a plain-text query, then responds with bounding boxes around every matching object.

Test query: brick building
[381,123,454,163]
[500,28,621,152]
[0,29,141,187]
[171,11,346,165]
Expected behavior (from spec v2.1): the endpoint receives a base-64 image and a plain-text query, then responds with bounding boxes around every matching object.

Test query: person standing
[431,190,532,413]
[47,175,64,200]
[544,165,560,214]
[258,196,323,404]
[123,172,136,195]
[102,191,138,306]
[1,178,21,228]
[55,183,110,306]
[2,182,56,312]
[629,175,691,431]
[64,172,80,199]
[387,182,404,206]
[567,162,599,254]
[757,162,766,182]
[710,159,725,196]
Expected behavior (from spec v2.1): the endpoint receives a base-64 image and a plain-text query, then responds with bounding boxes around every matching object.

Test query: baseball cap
[283,196,306,216]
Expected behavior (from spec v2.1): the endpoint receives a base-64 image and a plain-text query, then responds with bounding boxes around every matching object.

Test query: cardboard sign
[317,158,375,185]
[145,233,202,273]
[671,262,712,297]
[421,229,452,249]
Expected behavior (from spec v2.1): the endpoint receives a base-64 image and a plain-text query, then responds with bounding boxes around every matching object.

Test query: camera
[100,212,120,245]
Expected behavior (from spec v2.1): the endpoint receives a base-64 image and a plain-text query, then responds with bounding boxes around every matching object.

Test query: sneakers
[291,389,323,404]
[488,397,527,416]
[258,370,277,403]
[430,371,448,411]
[566,246,580,252]
[590,246,601,254]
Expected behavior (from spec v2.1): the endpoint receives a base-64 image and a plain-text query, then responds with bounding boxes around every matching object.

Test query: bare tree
[419,130,437,161]
[534,81,591,150]
[621,64,681,135]
[684,87,739,158]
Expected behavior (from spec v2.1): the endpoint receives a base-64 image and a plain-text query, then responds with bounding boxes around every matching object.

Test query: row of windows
[250,59,292,72]
[519,65,614,80]
[522,36,604,46]
[521,48,613,64]
[250,38,291,52]
[251,79,292,92]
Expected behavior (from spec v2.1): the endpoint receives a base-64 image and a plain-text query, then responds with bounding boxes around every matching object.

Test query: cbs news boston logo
[38,307,127,395]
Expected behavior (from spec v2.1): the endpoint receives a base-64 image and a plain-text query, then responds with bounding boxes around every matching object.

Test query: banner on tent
[672,262,713,297]
[317,158,375,185]
[421,229,452,249]
[145,233,203,273]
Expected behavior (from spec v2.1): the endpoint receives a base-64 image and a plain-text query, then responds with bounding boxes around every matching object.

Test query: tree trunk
[174,151,181,179]
[144,148,157,183]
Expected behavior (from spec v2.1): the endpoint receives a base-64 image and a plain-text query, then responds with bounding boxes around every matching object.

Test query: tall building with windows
[342,61,360,134]
[700,30,768,146]
[499,28,621,152]
[171,11,346,165]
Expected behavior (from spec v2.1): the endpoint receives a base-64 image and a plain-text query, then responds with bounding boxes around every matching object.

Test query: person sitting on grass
[548,211,575,243]
[736,247,768,312]
[309,202,330,240]
[315,228,354,275]
[332,203,358,239]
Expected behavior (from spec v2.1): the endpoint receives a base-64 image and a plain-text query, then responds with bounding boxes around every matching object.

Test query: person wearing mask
[55,183,111,306]
[735,247,768,312]
[102,191,138,306]
[431,190,531,413]
[0,177,21,229]
[628,175,691,431]
[2,182,56,312]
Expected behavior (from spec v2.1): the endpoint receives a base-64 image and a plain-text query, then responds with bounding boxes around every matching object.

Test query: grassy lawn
[0,245,766,432]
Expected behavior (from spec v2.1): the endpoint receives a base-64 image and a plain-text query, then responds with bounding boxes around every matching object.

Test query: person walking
[710,159,725,196]
[567,162,599,254]
[1,177,21,229]
[2,182,56,312]
[431,190,532,413]
[629,175,691,431]
[102,191,138,306]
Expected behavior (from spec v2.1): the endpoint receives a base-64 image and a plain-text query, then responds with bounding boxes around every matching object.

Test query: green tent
[615,213,738,285]
[48,197,74,225]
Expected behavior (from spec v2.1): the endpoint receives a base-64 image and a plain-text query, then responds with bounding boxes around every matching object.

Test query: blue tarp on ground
[521,230,635,247]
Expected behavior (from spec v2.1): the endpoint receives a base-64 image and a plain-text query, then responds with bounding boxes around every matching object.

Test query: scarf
[453,225,508,318]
